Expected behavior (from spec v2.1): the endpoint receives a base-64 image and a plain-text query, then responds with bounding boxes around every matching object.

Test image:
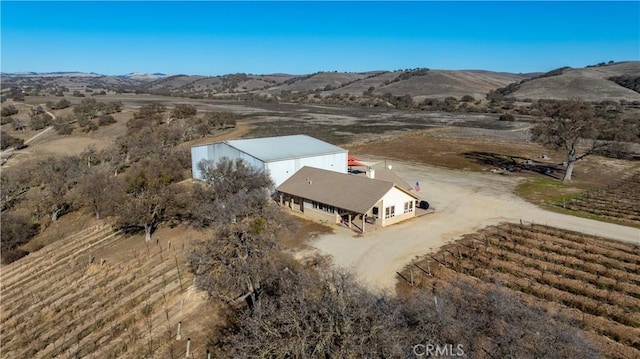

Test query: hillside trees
[52,116,74,135]
[531,99,626,182]
[210,266,600,357]
[189,158,284,305]
[170,104,197,119]
[29,111,53,130]
[1,104,19,117]
[33,156,85,222]
[74,166,122,220]
[1,163,37,211]
[0,132,25,150]
[115,180,177,242]
[218,270,408,357]
[113,149,191,241]
[0,213,39,264]
[46,98,71,110]
[73,98,122,120]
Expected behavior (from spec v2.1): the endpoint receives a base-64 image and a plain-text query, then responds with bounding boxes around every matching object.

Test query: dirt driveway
[308,158,640,292]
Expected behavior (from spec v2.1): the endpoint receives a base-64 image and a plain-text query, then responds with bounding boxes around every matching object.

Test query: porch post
[348,214,352,229]
[362,214,366,233]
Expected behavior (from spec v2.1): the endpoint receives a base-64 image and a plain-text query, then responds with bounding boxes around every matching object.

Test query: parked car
[417,200,430,210]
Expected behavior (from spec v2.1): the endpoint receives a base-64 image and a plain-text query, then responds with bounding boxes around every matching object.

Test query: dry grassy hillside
[327,71,398,94]
[4,63,638,102]
[144,75,208,91]
[374,70,525,99]
[508,62,640,101]
[267,72,370,92]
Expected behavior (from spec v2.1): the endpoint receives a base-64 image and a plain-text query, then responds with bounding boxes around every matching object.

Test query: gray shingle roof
[276,167,417,214]
[224,134,346,162]
[367,169,414,191]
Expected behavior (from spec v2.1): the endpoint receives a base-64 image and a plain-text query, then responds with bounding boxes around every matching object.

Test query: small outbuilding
[191,135,348,187]
[276,166,419,233]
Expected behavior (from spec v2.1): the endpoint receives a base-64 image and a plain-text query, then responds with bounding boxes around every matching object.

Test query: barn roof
[223,135,346,162]
[276,167,418,214]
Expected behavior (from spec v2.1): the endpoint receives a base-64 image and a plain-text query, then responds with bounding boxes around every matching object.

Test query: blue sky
[1,1,638,75]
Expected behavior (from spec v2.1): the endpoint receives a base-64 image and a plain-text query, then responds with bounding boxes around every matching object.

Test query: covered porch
[277,193,380,233]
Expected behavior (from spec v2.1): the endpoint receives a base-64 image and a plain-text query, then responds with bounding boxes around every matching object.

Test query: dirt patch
[348,128,560,172]
[280,213,334,251]
[185,121,253,148]
[35,136,112,156]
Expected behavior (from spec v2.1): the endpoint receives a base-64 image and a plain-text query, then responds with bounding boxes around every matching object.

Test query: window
[385,206,395,219]
[312,201,335,214]
[404,201,414,213]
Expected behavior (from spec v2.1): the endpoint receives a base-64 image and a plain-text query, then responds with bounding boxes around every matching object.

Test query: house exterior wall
[380,187,416,227]
[302,200,340,223]
[191,143,265,180]
[266,152,348,187]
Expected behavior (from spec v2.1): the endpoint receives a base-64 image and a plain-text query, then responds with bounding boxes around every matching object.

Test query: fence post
[185,338,191,358]
[176,322,182,340]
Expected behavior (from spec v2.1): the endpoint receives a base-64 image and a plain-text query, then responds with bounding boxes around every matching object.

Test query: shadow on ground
[462,151,563,179]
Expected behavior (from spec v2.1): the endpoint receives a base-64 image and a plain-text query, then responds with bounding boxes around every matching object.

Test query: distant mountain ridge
[1,71,169,81]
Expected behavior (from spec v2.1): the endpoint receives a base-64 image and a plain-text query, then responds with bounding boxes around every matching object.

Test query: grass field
[398,223,640,359]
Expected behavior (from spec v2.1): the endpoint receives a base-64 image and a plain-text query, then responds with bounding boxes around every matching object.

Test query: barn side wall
[264,151,348,187]
[191,143,265,180]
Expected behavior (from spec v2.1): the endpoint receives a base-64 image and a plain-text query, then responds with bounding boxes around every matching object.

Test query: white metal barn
[191,134,348,187]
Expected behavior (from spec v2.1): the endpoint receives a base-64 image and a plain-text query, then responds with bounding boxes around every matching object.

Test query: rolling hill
[2,62,638,102]
[494,62,640,102]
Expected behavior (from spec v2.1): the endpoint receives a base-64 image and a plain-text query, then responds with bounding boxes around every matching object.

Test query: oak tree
[531,99,618,182]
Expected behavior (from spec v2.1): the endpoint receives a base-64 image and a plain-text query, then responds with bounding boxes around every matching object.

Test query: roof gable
[276,167,417,214]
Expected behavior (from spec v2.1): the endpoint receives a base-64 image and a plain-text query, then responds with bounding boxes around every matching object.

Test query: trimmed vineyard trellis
[400,222,640,359]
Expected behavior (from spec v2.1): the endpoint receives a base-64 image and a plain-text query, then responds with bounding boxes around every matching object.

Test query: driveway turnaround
[309,160,640,292]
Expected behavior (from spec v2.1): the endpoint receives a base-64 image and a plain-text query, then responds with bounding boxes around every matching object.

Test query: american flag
[415,181,420,191]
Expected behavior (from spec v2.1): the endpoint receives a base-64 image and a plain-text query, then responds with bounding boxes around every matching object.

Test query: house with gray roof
[276,166,419,233]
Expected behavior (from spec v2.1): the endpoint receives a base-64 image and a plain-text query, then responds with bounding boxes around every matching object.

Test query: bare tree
[170,104,197,120]
[34,156,84,222]
[216,269,407,358]
[74,166,121,220]
[1,212,39,264]
[115,182,176,242]
[189,158,286,305]
[531,99,623,182]
[214,271,600,358]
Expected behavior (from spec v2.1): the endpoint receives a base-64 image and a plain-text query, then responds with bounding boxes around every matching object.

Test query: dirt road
[1,105,55,161]
[309,159,640,292]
